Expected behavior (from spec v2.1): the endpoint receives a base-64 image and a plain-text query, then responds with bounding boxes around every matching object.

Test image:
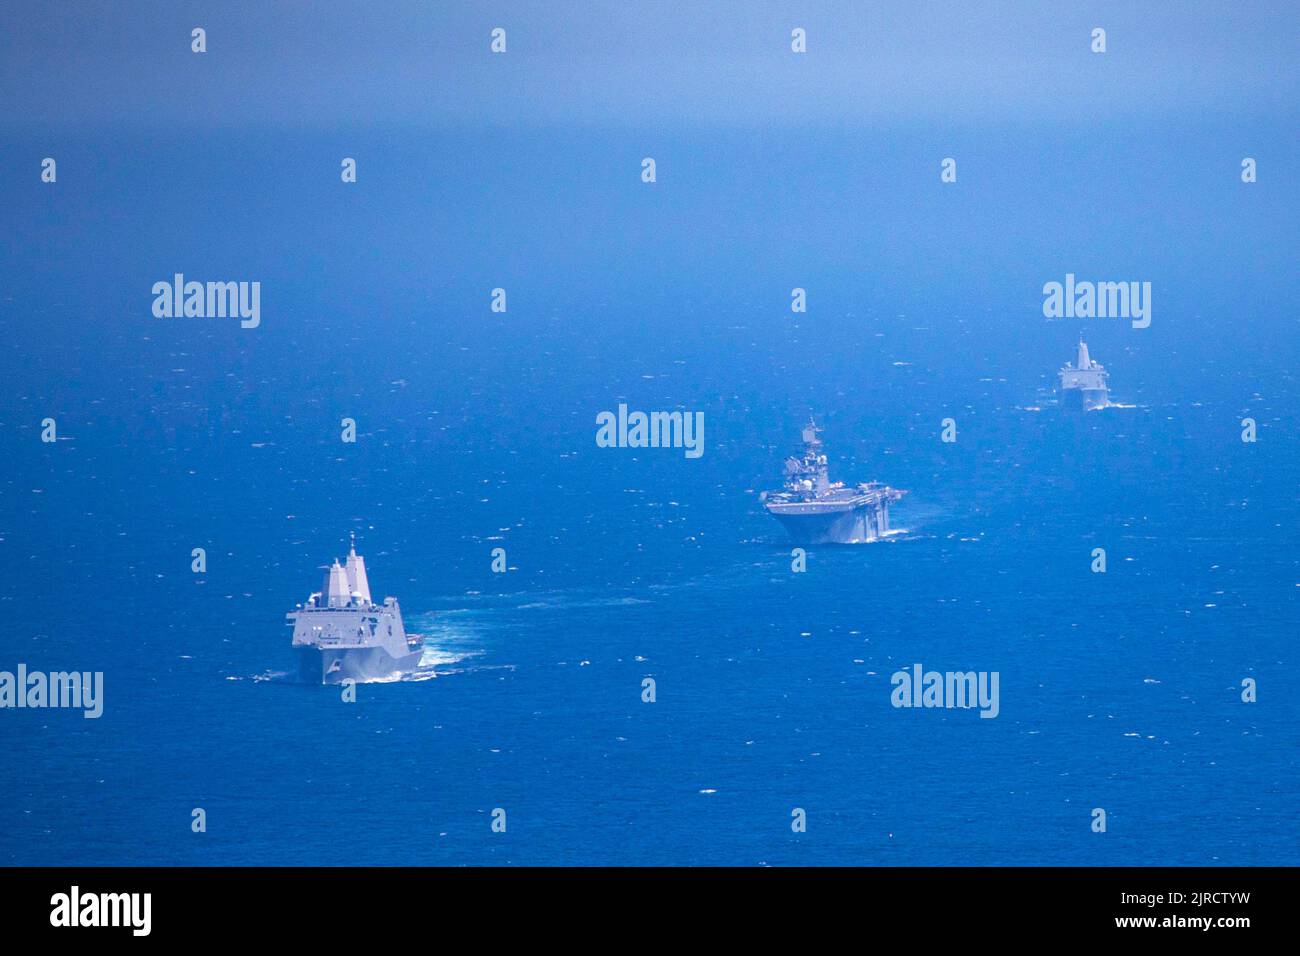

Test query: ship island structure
[1058,338,1111,411]
[287,536,423,684]
[762,420,906,545]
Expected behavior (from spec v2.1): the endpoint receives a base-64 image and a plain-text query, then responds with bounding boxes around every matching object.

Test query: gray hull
[297,645,423,685]
[769,503,891,545]
[1061,387,1110,411]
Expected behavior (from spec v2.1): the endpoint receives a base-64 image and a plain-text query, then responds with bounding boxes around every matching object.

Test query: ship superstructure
[762,420,906,545]
[286,535,423,684]
[1058,338,1111,410]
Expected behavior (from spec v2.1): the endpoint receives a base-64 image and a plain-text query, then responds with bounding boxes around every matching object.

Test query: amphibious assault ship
[287,536,423,684]
[1058,338,1111,411]
[762,420,906,545]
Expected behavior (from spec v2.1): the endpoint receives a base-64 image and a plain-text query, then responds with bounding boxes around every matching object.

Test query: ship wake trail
[402,609,490,677]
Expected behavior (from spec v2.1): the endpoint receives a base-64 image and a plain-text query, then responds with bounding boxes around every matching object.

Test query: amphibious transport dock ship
[1058,338,1111,411]
[287,536,423,684]
[762,420,906,545]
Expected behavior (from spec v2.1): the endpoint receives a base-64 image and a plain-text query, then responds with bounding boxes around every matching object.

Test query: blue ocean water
[1,117,1296,865]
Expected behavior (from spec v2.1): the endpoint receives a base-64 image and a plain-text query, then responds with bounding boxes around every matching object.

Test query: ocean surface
[0,122,1296,865]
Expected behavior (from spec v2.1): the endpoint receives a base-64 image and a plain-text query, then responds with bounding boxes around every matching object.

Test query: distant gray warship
[762,420,906,545]
[287,536,423,684]
[1058,338,1111,411]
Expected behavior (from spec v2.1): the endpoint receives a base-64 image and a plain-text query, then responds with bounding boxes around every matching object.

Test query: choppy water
[0,122,1296,865]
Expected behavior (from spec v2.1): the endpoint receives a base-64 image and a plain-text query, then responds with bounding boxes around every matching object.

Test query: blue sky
[2,1,1296,128]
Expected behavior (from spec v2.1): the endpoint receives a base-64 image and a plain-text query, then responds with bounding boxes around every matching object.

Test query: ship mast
[801,418,822,450]
[344,532,372,605]
[783,418,831,498]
